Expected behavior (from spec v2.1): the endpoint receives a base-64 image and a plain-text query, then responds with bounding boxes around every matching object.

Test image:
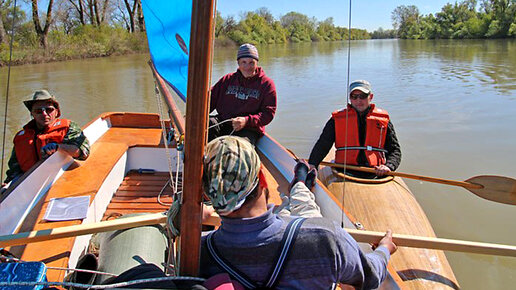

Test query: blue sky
[217,0,458,32]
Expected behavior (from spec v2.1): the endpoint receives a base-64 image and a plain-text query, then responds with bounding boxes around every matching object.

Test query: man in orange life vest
[308,80,401,178]
[2,90,90,188]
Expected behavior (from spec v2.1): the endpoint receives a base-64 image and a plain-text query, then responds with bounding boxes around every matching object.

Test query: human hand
[377,229,397,255]
[374,164,391,176]
[202,204,215,221]
[232,117,247,132]
[41,142,59,157]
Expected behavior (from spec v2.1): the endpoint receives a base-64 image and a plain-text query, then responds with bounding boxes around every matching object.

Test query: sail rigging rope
[340,0,353,228]
[1,0,18,183]
[154,82,179,192]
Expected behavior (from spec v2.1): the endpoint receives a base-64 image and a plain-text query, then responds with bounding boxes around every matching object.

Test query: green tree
[280,12,315,42]
[0,0,11,44]
[392,5,421,38]
[228,12,285,44]
[1,0,27,44]
[482,0,516,37]
[316,17,341,41]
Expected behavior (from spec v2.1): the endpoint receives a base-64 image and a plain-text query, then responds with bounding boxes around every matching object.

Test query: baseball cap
[349,80,372,94]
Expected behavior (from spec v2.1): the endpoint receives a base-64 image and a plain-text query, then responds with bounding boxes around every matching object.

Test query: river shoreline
[0,37,370,67]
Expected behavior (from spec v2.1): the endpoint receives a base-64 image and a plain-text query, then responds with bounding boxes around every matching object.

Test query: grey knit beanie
[237,43,259,61]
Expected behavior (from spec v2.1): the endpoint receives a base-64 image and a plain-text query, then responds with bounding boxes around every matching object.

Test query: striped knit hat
[237,43,259,61]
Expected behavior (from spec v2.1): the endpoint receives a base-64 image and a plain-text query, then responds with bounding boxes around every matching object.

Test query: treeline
[0,0,147,66]
[0,1,371,66]
[390,0,516,39]
[214,8,370,45]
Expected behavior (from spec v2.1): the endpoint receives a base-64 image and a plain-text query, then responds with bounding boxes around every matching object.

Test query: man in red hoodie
[208,43,277,145]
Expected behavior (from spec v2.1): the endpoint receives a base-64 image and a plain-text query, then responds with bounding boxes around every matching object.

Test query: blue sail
[141,0,192,101]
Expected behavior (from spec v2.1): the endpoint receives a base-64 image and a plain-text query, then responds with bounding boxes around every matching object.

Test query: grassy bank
[0,25,148,67]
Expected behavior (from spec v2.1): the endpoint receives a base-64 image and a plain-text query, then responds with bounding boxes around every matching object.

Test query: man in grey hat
[308,80,401,178]
[199,136,397,289]
[2,90,90,188]
[208,43,277,145]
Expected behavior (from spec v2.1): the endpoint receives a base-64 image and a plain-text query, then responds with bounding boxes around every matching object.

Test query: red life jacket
[332,104,389,167]
[13,119,71,172]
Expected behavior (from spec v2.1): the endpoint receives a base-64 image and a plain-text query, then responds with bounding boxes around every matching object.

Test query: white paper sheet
[43,196,90,221]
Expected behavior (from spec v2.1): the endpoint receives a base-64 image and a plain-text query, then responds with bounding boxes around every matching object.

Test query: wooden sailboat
[0,0,484,289]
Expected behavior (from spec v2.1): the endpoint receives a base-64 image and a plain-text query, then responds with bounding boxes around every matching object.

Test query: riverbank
[0,34,352,67]
[0,26,148,67]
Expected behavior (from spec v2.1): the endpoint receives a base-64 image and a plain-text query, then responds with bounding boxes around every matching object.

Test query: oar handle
[319,161,483,189]
[2,213,515,257]
[347,228,516,257]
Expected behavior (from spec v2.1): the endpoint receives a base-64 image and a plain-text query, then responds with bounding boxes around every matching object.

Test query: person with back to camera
[199,136,397,289]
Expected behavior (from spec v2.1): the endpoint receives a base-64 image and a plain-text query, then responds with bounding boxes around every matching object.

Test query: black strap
[206,217,306,289]
[336,146,388,153]
[264,217,306,288]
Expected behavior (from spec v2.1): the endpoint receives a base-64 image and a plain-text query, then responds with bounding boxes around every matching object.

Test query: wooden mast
[179,0,216,276]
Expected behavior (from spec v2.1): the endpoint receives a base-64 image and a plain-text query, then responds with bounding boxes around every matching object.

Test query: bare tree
[113,0,130,30]
[255,7,274,25]
[86,0,95,24]
[31,0,55,48]
[80,0,111,26]
[123,0,137,32]
[136,0,144,32]
[67,0,86,25]
[54,1,78,34]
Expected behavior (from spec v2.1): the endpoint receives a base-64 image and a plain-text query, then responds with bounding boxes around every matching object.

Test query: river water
[1,39,515,289]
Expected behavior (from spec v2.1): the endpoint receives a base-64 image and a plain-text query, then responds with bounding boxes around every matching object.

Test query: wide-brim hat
[349,80,372,94]
[23,90,61,117]
[203,136,261,216]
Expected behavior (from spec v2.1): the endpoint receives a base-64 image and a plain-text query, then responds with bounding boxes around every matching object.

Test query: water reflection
[397,39,516,94]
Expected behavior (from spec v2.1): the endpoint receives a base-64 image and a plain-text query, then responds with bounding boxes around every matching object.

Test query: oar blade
[465,175,516,205]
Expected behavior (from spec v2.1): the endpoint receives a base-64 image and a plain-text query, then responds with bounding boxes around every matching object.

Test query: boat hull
[319,166,459,289]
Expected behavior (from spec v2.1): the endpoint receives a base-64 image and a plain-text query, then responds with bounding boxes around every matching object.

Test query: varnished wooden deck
[102,172,174,220]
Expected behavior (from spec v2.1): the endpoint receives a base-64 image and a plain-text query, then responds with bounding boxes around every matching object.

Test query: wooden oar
[320,161,516,206]
[1,212,516,257]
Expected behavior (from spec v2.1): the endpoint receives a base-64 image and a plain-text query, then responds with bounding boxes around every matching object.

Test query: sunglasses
[349,93,369,100]
[32,106,56,115]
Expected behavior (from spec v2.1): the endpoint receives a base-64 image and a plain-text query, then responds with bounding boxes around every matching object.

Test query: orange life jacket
[13,119,71,172]
[332,104,389,167]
